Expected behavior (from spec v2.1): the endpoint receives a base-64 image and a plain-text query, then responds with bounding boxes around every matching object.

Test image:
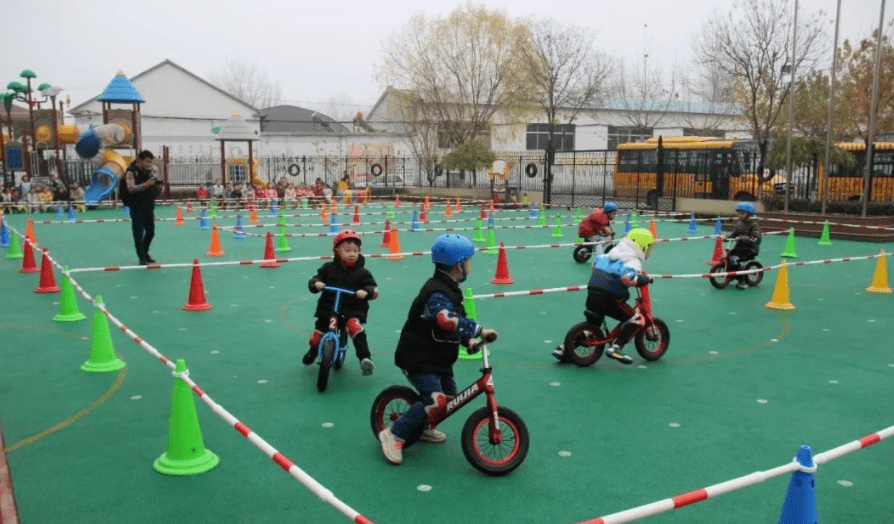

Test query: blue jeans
[389,372,456,441]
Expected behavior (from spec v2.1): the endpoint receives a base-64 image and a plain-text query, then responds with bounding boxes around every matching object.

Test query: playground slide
[72,123,133,203]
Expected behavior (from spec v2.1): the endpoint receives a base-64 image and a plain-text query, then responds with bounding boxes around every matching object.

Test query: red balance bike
[369,336,530,476]
[708,238,764,289]
[562,275,670,366]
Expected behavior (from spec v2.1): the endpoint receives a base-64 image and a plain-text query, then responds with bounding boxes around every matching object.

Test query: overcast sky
[1,0,884,119]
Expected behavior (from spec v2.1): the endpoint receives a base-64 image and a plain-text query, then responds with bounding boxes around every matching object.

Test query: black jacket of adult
[308,254,377,322]
[125,162,159,209]
[394,270,469,377]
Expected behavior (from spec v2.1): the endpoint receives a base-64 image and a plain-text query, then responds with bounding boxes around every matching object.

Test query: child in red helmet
[303,230,379,375]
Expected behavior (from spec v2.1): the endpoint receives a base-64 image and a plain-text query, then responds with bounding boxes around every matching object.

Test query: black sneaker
[138,258,148,266]
[302,348,317,365]
[145,255,157,263]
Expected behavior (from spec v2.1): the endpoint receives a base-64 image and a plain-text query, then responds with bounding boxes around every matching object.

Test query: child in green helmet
[553,228,655,364]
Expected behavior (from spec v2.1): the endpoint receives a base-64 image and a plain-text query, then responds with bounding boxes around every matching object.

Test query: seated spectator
[196,184,209,201]
[69,182,86,212]
[37,186,53,212]
[284,184,297,204]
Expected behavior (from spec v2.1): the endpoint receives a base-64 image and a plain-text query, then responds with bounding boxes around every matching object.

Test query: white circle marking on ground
[131,395,142,400]
[829,380,838,384]
[257,379,268,384]
[669,422,681,428]
[550,382,561,387]
[558,451,572,457]
[757,399,768,404]
[211,350,220,354]
[837,480,853,487]
[322,422,334,428]
[417,485,432,492]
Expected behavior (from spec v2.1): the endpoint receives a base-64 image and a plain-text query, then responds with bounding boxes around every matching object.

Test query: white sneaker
[551,344,565,361]
[360,358,375,376]
[605,345,633,365]
[420,426,447,443]
[378,429,403,465]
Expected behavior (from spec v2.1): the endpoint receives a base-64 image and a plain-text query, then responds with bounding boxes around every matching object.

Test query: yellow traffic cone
[866,250,892,294]
[765,260,795,310]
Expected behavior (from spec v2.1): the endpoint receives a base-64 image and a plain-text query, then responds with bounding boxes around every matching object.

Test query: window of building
[526,123,575,151]
[607,126,653,150]
[437,122,490,149]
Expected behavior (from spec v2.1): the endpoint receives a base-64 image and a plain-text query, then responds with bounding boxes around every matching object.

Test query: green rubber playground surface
[1,201,892,524]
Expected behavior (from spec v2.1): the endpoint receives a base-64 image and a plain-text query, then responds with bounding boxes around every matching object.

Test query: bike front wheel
[635,318,670,361]
[369,386,424,449]
[461,406,529,476]
[708,264,730,289]
[316,338,336,392]
[572,245,592,263]
[744,261,764,286]
[564,322,607,367]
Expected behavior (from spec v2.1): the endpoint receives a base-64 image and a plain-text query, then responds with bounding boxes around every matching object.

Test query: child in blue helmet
[578,202,618,255]
[723,202,761,290]
[378,234,499,466]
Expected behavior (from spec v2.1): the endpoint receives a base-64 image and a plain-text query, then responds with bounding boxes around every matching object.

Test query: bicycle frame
[318,286,354,361]
[585,282,654,346]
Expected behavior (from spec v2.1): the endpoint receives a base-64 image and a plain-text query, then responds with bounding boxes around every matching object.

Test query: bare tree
[694,0,827,177]
[209,58,282,109]
[677,62,740,136]
[609,55,680,132]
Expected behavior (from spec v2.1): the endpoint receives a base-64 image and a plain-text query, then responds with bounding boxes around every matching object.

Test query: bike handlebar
[321,286,356,296]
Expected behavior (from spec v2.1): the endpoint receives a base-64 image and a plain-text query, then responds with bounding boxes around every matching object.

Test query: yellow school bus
[615,137,778,207]
[819,142,894,202]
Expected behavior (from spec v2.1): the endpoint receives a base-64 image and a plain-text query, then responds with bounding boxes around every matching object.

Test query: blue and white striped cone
[199,210,210,231]
[713,216,722,237]
[55,203,63,217]
[122,205,130,216]
[623,213,632,235]
[777,445,817,524]
[67,204,76,222]
[488,211,495,228]
[411,209,419,231]
[233,214,247,239]
[329,214,340,234]
[268,200,278,216]
[528,202,537,219]
[0,220,9,248]
[687,213,698,234]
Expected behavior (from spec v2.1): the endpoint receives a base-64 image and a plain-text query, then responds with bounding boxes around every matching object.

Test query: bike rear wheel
[316,338,336,392]
[572,245,592,263]
[709,264,731,289]
[744,260,764,286]
[634,318,670,361]
[564,322,607,367]
[461,406,529,476]
[369,386,424,449]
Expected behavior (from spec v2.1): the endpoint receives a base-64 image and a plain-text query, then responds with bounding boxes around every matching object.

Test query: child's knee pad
[308,329,324,348]
[346,318,364,337]
[423,392,448,417]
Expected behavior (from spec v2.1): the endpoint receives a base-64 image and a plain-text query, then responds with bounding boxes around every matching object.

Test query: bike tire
[316,338,336,392]
[744,260,764,286]
[369,386,424,449]
[333,350,345,371]
[461,406,529,476]
[564,322,606,367]
[634,318,670,361]
[709,264,730,289]
[572,246,592,264]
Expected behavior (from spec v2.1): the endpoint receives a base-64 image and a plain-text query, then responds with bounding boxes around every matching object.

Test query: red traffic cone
[380,219,391,247]
[480,203,487,220]
[19,240,39,274]
[35,248,61,293]
[420,206,428,223]
[183,259,212,311]
[394,194,401,208]
[186,200,194,214]
[491,242,515,284]
[490,199,495,214]
[352,205,361,225]
[261,231,279,268]
[444,201,453,218]
[455,198,462,214]
[709,235,724,265]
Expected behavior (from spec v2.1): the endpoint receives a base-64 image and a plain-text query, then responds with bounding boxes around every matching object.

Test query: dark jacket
[308,254,377,321]
[394,270,468,377]
[124,162,160,209]
[727,217,761,256]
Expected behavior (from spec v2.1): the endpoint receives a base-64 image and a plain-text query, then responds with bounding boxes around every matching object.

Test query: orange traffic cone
[249,205,259,224]
[709,235,723,265]
[490,199,495,214]
[260,231,279,268]
[19,239,38,273]
[320,202,329,223]
[206,225,224,256]
[455,198,462,214]
[422,196,429,212]
[386,228,403,260]
[175,206,185,226]
[445,201,453,218]
[380,219,391,247]
[420,206,428,223]
[183,259,212,311]
[765,260,795,310]
[332,199,339,216]
[394,194,401,208]
[25,218,37,247]
[491,242,514,284]
[352,205,361,225]
[649,216,658,240]
[35,248,61,293]
[866,250,892,294]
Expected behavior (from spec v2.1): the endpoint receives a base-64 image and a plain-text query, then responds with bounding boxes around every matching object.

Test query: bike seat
[583,309,601,323]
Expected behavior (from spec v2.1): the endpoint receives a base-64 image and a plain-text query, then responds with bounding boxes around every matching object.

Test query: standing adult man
[124,150,161,265]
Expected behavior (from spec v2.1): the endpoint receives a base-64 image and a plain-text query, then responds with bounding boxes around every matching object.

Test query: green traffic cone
[153,359,220,476]
[275,225,292,252]
[781,227,798,258]
[53,266,86,323]
[459,287,487,361]
[473,219,485,242]
[552,216,564,238]
[301,198,308,209]
[387,205,396,220]
[208,202,217,218]
[575,207,583,224]
[818,221,832,246]
[537,208,546,226]
[484,227,498,255]
[5,233,23,259]
[81,296,126,373]
[631,210,639,228]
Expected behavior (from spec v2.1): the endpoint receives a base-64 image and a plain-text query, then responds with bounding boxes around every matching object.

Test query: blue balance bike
[314,286,356,392]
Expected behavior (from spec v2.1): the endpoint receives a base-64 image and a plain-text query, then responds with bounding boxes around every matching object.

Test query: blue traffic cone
[0,220,9,248]
[233,214,247,239]
[329,214,339,234]
[268,199,278,216]
[713,216,722,237]
[528,202,537,219]
[623,213,632,235]
[488,211,495,228]
[411,209,419,231]
[777,445,817,524]
[687,213,698,234]
[55,203,63,216]
[67,204,76,222]
[122,205,130,216]
[199,210,209,231]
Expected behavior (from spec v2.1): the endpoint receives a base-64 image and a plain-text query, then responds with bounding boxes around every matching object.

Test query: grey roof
[259,105,350,134]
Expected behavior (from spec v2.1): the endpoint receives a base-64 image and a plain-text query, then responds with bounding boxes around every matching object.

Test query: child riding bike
[553,228,655,365]
[303,230,379,375]
[578,202,618,256]
[722,201,762,290]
